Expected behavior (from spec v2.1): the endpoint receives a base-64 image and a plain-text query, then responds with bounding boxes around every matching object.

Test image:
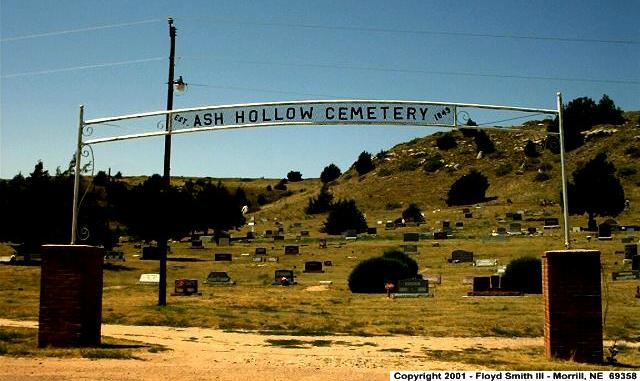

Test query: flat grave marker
[611,271,640,281]
[267,256,279,263]
[544,217,560,229]
[214,253,232,262]
[425,274,442,284]
[138,273,160,285]
[252,257,264,262]
[300,230,310,237]
[393,278,429,298]
[403,233,420,242]
[474,259,498,267]
[323,260,333,266]
[455,221,464,229]
[255,247,267,255]
[367,227,378,235]
[402,244,418,254]
[462,276,474,285]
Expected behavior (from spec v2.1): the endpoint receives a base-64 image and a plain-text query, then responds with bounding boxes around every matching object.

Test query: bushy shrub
[324,199,367,235]
[348,257,413,293]
[287,171,302,182]
[495,163,513,177]
[320,164,341,183]
[474,130,495,154]
[305,186,334,214]
[401,203,425,223]
[382,249,419,276]
[436,132,457,150]
[501,256,542,294]
[354,151,375,175]
[534,172,551,182]
[273,179,287,191]
[523,140,540,158]
[424,157,444,173]
[446,170,489,206]
[398,158,421,172]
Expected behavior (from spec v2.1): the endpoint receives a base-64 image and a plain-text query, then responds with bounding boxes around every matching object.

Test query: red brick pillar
[543,249,603,363]
[38,245,104,347]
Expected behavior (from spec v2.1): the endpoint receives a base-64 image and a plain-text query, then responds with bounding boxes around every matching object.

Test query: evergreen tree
[446,170,489,206]
[354,151,375,175]
[320,163,342,183]
[324,199,367,235]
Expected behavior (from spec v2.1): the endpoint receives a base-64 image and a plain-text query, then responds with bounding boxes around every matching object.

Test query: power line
[1,57,165,79]
[0,18,164,43]
[188,82,339,98]
[181,17,640,46]
[182,56,640,85]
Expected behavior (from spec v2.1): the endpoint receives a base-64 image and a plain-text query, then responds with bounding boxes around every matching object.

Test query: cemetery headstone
[274,269,295,285]
[455,221,464,229]
[632,255,639,271]
[425,274,442,284]
[611,271,640,281]
[300,230,310,237]
[218,237,231,247]
[172,279,199,296]
[284,245,300,255]
[506,212,514,220]
[319,239,327,249]
[449,249,474,263]
[394,278,429,297]
[490,275,501,289]
[267,256,279,262]
[278,226,285,234]
[462,276,474,285]
[367,227,378,235]
[512,213,523,221]
[323,260,333,266]
[496,227,507,235]
[385,222,395,230]
[462,208,470,214]
[141,246,161,260]
[255,247,267,255]
[544,217,560,228]
[474,258,498,267]
[433,231,448,240]
[138,273,160,285]
[104,251,125,262]
[246,231,256,239]
[403,233,420,242]
[191,239,204,249]
[304,261,324,273]
[464,212,473,219]
[473,277,491,292]
[624,244,638,259]
[214,253,232,261]
[572,227,581,233]
[402,245,418,254]
[252,256,264,262]
[344,230,357,239]
[442,220,451,231]
[598,223,612,240]
[509,223,522,234]
[528,227,537,235]
[205,271,235,285]
[264,230,273,238]
[622,236,635,244]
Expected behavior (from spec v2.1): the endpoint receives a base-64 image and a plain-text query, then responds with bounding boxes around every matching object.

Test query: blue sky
[2,0,638,179]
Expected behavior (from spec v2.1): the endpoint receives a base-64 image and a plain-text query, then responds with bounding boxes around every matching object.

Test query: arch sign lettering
[72,96,570,247]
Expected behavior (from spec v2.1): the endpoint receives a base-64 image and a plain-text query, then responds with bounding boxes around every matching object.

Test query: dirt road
[0,319,543,381]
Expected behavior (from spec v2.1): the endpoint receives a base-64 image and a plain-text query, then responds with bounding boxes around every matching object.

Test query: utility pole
[159,17,176,306]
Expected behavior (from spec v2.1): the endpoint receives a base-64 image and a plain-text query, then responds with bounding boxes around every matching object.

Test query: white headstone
[138,273,160,285]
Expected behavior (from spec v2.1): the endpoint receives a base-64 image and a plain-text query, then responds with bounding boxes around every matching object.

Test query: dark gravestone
[455,221,464,229]
[402,245,418,254]
[323,260,333,267]
[205,271,234,285]
[509,223,522,234]
[252,256,264,262]
[264,230,273,238]
[218,237,230,247]
[304,261,324,273]
[544,217,560,228]
[462,208,470,214]
[506,212,514,220]
[300,230,310,237]
[284,245,299,255]
[319,239,327,249]
[442,220,451,231]
[246,231,256,239]
[172,279,199,296]
[490,275,501,289]
[473,277,491,292]
[512,213,523,221]
[450,250,474,263]
[433,231,447,240]
[598,223,612,240]
[385,222,395,230]
[632,256,639,271]
[273,235,284,241]
[367,227,378,235]
[278,226,284,233]
[403,233,420,242]
[274,269,295,285]
[343,229,357,238]
[396,278,428,295]
[255,247,267,255]
[214,253,232,261]
[464,212,473,219]
[141,246,161,260]
[267,256,279,262]
[191,239,203,249]
[528,227,538,235]
[624,244,638,259]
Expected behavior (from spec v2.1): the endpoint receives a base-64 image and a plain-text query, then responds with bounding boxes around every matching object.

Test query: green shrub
[354,151,375,175]
[382,249,419,276]
[501,256,542,294]
[348,257,412,293]
[495,163,513,177]
[401,203,425,223]
[398,158,421,172]
[424,158,444,173]
[523,140,540,157]
[377,167,393,177]
[534,172,551,182]
[446,170,489,206]
[436,133,457,150]
[474,130,495,154]
[323,199,367,235]
[320,164,341,183]
[306,186,334,214]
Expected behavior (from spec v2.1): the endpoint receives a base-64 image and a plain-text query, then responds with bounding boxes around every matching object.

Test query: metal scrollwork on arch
[157,119,166,130]
[82,124,94,137]
[78,226,90,241]
[81,144,95,176]
[457,110,472,126]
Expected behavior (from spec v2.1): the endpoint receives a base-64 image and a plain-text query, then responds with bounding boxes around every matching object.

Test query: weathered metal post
[557,92,571,249]
[71,105,84,245]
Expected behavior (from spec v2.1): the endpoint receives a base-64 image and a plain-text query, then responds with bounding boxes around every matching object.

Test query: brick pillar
[543,249,603,364]
[38,245,104,347]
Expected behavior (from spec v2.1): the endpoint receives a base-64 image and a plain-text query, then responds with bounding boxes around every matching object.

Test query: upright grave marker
[214,253,232,261]
[304,261,324,273]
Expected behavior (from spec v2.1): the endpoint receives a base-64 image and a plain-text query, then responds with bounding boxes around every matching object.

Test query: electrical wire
[1,57,165,79]
[182,56,640,85]
[188,82,339,98]
[1,19,164,42]
[180,17,640,45]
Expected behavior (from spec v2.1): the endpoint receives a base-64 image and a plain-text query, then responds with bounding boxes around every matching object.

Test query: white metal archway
[71,94,569,246]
